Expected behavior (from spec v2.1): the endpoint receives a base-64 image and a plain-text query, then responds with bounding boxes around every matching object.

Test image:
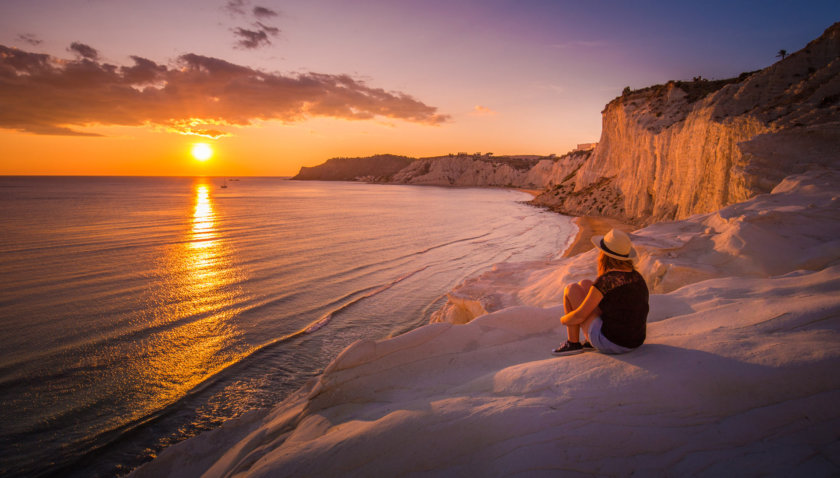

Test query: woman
[553,228,649,356]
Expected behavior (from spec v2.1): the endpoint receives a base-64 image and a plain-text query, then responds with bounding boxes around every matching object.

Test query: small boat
[220,178,228,189]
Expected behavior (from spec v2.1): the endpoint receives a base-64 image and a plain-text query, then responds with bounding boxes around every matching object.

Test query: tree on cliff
[777,49,788,60]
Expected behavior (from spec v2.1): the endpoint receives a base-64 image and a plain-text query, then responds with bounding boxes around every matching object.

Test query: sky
[0,0,837,176]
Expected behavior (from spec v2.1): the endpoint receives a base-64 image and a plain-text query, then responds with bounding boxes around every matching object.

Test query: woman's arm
[561,286,603,325]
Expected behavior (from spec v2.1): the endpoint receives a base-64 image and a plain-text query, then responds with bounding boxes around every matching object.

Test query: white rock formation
[436,168,840,325]
[131,168,840,478]
[390,152,589,189]
[536,22,840,224]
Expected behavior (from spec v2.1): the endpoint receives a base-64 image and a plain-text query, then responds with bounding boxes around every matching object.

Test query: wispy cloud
[0,44,449,137]
[223,0,281,49]
[471,105,498,116]
[224,0,247,16]
[232,27,274,49]
[16,33,42,46]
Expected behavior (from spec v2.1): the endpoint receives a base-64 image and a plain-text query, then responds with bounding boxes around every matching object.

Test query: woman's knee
[564,282,583,298]
[565,280,592,297]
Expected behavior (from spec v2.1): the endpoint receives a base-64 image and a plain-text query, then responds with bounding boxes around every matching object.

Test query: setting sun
[191,143,213,161]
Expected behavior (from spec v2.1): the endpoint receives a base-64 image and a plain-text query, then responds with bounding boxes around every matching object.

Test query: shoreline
[513,188,543,197]
[562,215,636,258]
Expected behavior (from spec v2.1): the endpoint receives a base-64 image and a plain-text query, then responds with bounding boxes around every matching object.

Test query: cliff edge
[533,22,840,224]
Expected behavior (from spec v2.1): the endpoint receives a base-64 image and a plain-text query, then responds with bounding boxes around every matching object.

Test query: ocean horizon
[0,176,575,477]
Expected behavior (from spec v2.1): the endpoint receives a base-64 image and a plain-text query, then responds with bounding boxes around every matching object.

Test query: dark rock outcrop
[292,155,414,181]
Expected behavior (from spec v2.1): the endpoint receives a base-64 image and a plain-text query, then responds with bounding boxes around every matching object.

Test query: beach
[561,215,635,258]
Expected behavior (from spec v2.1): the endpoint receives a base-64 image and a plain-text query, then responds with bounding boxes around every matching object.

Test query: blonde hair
[597,251,635,276]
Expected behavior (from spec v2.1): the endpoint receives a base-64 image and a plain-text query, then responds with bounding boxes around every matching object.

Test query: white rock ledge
[132,170,840,477]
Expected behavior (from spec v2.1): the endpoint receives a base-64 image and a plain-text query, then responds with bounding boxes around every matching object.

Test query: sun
[191,143,214,161]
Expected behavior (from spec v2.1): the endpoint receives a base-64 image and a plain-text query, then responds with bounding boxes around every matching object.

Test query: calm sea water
[0,176,574,477]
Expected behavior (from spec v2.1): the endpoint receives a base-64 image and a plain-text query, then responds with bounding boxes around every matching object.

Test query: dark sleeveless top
[593,270,649,349]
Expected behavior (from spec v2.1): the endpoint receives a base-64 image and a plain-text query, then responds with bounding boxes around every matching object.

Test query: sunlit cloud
[0,44,450,136]
[16,33,42,46]
[471,105,498,116]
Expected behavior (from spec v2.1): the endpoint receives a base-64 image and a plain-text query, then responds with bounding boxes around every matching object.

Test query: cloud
[223,1,282,49]
[224,0,247,16]
[68,42,99,60]
[233,27,273,49]
[253,6,278,19]
[255,22,279,36]
[16,33,42,46]
[0,44,449,136]
[471,105,497,116]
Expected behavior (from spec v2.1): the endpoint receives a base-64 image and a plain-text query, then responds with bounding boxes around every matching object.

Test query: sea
[0,176,575,477]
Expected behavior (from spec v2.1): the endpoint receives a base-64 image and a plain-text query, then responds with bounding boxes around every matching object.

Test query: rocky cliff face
[533,22,840,224]
[293,151,591,189]
[390,152,589,188]
[292,154,414,181]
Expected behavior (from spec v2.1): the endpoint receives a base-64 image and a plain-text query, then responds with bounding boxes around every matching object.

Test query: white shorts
[588,316,635,354]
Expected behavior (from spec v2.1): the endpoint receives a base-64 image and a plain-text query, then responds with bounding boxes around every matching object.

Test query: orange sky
[0,1,836,176]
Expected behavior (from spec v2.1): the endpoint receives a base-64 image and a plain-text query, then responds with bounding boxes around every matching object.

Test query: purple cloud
[232,27,274,49]
[224,0,247,16]
[253,6,278,19]
[16,33,42,46]
[68,42,99,60]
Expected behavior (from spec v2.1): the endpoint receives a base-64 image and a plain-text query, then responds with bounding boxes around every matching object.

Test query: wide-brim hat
[591,228,638,261]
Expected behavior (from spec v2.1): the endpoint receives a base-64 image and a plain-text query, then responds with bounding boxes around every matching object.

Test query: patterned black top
[593,270,649,349]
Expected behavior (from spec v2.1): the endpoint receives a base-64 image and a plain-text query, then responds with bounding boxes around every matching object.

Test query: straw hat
[591,229,638,261]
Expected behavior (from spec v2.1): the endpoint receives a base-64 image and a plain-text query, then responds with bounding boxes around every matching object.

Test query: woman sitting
[553,229,649,356]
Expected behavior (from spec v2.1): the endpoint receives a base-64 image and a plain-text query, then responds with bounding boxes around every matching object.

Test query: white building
[574,143,598,152]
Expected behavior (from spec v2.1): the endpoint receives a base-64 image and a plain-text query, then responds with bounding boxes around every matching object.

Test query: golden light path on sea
[129,183,253,413]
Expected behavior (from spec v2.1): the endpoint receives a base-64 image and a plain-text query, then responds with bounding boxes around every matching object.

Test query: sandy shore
[561,215,635,258]
[513,188,543,197]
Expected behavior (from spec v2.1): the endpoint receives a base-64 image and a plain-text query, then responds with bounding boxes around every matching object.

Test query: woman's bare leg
[564,279,593,343]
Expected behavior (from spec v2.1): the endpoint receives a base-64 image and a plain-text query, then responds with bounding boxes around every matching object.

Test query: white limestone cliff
[534,22,840,224]
[389,152,589,189]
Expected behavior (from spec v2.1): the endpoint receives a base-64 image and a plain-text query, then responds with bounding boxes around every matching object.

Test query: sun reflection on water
[191,185,215,247]
[132,181,252,413]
